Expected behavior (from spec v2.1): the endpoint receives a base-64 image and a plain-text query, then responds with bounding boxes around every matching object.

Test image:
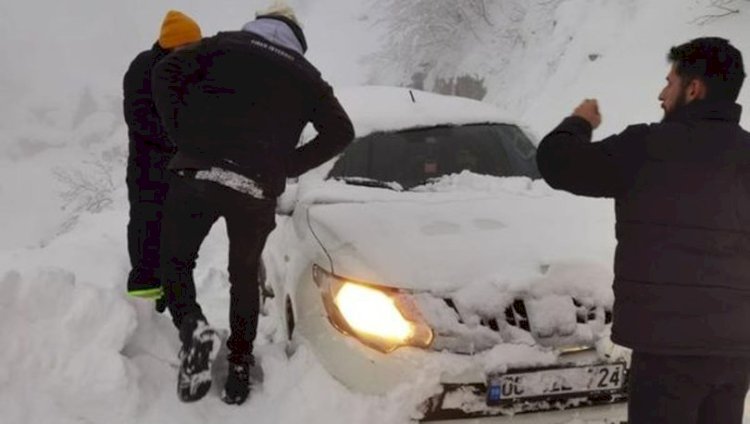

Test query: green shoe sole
[128,287,164,299]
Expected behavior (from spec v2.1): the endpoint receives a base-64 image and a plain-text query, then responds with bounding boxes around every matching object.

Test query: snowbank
[0,268,139,424]
[0,206,434,423]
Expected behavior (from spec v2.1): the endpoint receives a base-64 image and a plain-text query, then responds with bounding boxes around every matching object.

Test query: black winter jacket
[537,101,750,356]
[123,43,176,159]
[151,31,354,198]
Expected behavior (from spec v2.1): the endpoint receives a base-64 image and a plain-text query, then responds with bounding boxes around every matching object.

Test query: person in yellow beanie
[122,10,202,309]
[158,10,202,50]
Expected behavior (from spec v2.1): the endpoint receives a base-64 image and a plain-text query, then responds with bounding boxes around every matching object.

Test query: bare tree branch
[691,0,743,25]
[54,158,116,215]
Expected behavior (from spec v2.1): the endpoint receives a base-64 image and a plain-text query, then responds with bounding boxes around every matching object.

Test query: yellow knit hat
[158,10,202,49]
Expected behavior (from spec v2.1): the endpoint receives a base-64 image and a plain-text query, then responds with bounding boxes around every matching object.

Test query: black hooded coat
[151,30,353,199]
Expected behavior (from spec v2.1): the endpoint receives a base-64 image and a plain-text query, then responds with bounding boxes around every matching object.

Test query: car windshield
[327,124,540,189]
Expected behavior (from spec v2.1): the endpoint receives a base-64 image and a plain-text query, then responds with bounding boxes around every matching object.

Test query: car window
[328,124,540,189]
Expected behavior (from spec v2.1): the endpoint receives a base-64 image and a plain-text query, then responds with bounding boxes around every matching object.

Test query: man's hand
[573,99,602,129]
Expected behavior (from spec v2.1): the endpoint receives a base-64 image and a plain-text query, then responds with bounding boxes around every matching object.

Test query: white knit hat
[256,0,301,27]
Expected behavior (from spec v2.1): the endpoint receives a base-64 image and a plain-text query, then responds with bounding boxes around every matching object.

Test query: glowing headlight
[335,282,414,341]
[313,265,433,353]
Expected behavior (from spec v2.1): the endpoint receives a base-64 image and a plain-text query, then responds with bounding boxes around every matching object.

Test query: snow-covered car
[262,86,628,422]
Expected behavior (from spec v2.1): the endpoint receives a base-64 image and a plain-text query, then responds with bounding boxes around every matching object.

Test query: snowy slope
[2,0,750,423]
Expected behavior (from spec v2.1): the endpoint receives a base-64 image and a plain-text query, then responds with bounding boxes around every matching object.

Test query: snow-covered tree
[367,0,562,99]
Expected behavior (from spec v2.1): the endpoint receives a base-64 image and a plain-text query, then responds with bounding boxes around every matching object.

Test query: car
[261,86,629,422]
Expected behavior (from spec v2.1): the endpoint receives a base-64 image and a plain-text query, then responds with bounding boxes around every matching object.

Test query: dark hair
[668,37,745,102]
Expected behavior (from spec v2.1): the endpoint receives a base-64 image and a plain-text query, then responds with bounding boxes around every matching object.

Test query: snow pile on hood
[302,172,616,289]
[296,171,551,205]
[413,170,544,195]
[297,173,617,356]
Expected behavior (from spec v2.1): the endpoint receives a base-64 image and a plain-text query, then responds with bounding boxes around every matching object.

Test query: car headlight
[313,264,434,353]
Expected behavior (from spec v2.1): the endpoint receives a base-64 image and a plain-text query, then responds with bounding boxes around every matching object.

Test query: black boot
[221,359,253,405]
[176,316,221,402]
[154,296,167,313]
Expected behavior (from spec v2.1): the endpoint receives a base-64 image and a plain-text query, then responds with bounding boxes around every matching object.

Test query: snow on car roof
[334,86,518,138]
[299,86,527,179]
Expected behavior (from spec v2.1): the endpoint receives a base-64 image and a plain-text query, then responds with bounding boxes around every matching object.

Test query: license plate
[487,363,625,404]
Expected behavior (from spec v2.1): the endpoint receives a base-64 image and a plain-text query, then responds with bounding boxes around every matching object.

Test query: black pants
[126,150,173,289]
[160,173,276,365]
[628,351,750,424]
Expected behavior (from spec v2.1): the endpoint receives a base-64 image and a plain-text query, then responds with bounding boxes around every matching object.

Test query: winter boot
[176,317,221,402]
[221,359,253,405]
[154,296,167,314]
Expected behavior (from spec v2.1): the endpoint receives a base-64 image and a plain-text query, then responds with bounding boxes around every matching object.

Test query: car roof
[331,86,522,139]
[297,86,534,180]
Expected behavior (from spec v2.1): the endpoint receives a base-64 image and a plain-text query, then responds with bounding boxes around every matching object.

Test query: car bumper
[427,402,627,423]
[292,273,627,422]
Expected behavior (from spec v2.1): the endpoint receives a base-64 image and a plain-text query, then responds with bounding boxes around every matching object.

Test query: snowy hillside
[2,0,750,423]
[366,0,750,136]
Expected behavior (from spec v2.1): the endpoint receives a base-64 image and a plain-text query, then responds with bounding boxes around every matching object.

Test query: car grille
[426,296,612,353]
[503,299,530,331]
[441,297,611,330]
[573,297,613,325]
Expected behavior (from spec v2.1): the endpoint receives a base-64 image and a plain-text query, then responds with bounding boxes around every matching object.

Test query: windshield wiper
[333,176,403,191]
[408,176,445,190]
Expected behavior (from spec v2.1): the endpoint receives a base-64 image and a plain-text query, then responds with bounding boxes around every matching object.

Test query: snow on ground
[0,204,425,424]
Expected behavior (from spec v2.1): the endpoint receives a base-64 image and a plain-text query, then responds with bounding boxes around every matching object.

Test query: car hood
[302,175,616,304]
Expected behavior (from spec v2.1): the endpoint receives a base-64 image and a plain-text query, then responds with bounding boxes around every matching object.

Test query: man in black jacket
[123,10,201,302]
[536,37,749,423]
[152,3,354,405]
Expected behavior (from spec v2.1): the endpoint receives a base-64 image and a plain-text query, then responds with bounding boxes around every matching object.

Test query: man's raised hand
[573,99,602,130]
